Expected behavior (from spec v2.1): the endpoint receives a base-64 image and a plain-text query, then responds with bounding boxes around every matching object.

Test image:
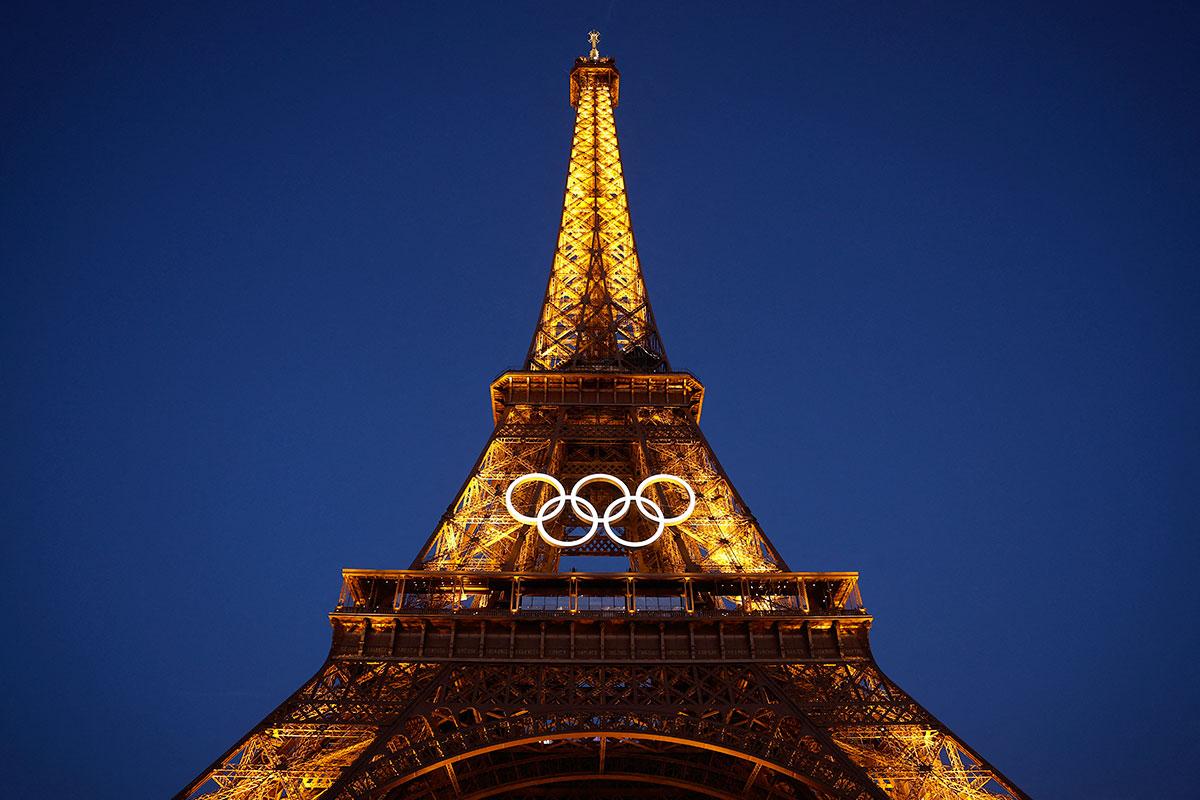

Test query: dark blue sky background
[3,2,1197,798]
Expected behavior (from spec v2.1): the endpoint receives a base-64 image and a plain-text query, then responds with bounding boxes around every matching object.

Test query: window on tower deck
[637,595,684,612]
[519,594,570,612]
[576,595,627,612]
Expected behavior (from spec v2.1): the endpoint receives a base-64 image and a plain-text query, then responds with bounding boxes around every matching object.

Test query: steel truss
[416,399,784,574]
[526,54,667,373]
[177,601,1027,800]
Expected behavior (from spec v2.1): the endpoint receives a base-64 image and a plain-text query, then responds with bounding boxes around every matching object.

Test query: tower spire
[525,41,669,373]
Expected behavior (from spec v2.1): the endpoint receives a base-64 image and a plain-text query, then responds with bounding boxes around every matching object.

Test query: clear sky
[3,2,1197,798]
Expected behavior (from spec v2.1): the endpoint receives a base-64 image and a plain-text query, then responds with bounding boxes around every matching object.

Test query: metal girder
[320,661,885,800]
[526,56,667,373]
[174,662,444,800]
[412,405,786,574]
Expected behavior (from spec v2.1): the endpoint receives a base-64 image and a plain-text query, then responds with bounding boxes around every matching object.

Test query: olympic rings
[504,472,696,549]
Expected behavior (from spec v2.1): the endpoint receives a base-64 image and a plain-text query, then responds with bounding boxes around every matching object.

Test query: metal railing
[334,569,865,618]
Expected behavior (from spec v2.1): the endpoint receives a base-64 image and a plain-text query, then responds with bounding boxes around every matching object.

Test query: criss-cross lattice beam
[174,662,444,800]
[526,56,667,373]
[763,663,1030,800]
[413,406,562,572]
[323,662,888,800]
[637,408,786,573]
[414,403,786,575]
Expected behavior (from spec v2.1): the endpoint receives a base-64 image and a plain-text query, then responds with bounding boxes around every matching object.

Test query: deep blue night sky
[3,3,1198,798]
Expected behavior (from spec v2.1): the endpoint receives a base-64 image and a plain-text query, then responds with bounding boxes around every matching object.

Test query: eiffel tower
[177,33,1030,800]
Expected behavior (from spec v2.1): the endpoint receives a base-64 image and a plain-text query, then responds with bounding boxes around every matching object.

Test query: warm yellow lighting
[527,56,661,371]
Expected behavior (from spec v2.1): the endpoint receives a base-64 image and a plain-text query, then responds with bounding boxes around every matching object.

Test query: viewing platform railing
[334,569,866,619]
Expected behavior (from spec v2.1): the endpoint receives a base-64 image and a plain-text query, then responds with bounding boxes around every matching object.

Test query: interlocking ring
[504,472,696,549]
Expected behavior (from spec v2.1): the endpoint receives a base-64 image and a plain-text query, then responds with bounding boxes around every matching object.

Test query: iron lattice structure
[178,39,1030,800]
[525,54,667,374]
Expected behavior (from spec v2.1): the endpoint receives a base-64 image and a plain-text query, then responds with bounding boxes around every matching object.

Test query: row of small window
[517,595,684,611]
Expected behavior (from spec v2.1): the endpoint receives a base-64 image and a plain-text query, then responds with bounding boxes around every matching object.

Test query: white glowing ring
[503,472,696,549]
[635,474,696,526]
[504,473,565,525]
[504,472,598,548]
[603,492,664,548]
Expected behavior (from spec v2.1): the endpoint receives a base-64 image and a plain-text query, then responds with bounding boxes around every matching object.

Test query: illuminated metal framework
[525,49,667,373]
[178,35,1030,800]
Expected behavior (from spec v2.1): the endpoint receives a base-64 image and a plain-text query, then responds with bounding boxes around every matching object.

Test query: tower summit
[527,30,666,373]
[177,35,1031,800]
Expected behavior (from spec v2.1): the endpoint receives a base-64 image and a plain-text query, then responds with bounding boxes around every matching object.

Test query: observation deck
[490,371,705,423]
[330,569,872,665]
[569,55,619,107]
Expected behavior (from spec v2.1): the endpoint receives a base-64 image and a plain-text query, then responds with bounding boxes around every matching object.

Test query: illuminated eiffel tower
[177,33,1030,800]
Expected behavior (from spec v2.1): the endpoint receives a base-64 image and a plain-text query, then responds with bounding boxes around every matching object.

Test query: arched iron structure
[176,35,1030,800]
